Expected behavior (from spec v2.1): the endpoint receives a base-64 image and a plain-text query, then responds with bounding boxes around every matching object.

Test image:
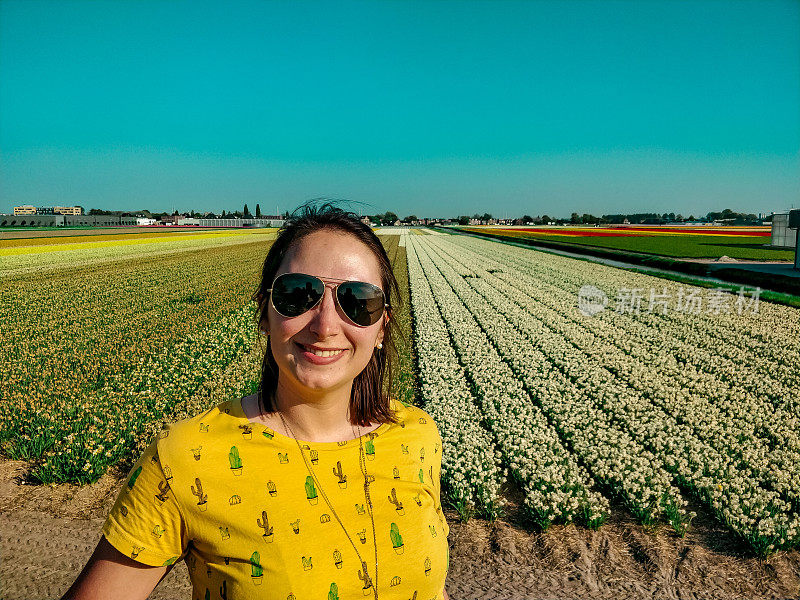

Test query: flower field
[0,228,276,276]
[0,234,277,483]
[0,230,415,488]
[4,225,799,558]
[405,230,800,556]
[457,225,794,260]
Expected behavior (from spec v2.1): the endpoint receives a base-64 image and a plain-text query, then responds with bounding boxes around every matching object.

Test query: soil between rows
[1,460,798,600]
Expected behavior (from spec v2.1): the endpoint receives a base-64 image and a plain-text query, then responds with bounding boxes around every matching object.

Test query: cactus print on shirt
[102,397,450,600]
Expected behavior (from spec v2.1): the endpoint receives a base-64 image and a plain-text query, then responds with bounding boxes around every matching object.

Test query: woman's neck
[246,379,378,443]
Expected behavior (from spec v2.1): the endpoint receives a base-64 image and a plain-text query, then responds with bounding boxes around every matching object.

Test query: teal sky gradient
[1,0,798,218]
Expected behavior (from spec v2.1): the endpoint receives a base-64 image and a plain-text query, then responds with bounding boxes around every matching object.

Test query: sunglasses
[266,272,389,327]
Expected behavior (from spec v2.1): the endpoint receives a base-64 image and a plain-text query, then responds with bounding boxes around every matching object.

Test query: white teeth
[306,347,344,358]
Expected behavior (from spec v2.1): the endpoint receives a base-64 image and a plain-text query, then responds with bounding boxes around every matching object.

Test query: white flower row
[444,236,800,483]
[405,241,504,517]
[426,234,800,553]
[415,236,682,530]
[481,236,800,390]
[410,237,612,528]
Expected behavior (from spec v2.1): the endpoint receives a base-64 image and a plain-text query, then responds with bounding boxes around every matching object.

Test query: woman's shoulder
[151,397,243,456]
[389,398,441,439]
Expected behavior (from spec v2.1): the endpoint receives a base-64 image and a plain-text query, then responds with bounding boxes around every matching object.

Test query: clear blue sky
[1,0,798,218]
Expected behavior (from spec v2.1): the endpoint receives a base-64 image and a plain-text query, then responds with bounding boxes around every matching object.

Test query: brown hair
[251,202,400,427]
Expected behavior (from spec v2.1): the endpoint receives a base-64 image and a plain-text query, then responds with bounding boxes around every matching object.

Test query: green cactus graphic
[333,549,343,569]
[162,556,179,566]
[250,551,263,580]
[365,439,375,460]
[152,525,165,538]
[418,468,424,483]
[262,428,274,439]
[127,466,142,489]
[229,446,243,474]
[301,556,312,571]
[328,582,339,600]
[305,476,318,504]
[390,523,404,554]
[310,449,319,464]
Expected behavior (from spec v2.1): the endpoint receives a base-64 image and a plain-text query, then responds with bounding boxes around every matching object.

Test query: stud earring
[376,342,383,350]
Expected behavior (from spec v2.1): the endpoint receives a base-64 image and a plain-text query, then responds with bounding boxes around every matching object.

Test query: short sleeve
[102,436,188,567]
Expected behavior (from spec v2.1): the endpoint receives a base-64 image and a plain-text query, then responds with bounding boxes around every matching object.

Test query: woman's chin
[290,368,350,393]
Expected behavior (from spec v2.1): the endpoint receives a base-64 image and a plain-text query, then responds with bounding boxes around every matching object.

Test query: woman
[63,204,450,600]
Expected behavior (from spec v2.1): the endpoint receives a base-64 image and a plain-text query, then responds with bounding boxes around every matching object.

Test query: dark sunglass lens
[272,274,323,317]
[337,282,385,326]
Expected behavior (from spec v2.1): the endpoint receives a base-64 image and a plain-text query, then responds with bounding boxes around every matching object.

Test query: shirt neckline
[227,395,396,451]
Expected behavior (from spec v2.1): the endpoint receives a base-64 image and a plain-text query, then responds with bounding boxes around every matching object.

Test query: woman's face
[265,229,386,396]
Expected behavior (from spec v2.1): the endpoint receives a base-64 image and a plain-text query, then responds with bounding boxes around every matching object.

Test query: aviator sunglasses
[266,272,389,327]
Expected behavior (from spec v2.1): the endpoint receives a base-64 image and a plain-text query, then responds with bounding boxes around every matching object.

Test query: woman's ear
[375,318,386,348]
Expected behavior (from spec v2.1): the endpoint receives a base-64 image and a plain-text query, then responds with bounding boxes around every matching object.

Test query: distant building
[771,213,797,248]
[53,206,82,215]
[176,217,285,228]
[13,205,82,215]
[1,214,137,227]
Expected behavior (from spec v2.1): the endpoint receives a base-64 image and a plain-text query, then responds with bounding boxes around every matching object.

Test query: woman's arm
[60,536,171,600]
[443,588,450,599]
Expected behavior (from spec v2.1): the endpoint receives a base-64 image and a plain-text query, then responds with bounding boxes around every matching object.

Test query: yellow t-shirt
[102,396,450,600]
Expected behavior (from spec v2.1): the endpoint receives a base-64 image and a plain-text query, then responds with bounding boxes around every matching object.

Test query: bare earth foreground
[1,460,798,600]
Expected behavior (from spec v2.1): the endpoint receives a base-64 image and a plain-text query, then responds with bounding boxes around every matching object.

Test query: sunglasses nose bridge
[306,283,347,334]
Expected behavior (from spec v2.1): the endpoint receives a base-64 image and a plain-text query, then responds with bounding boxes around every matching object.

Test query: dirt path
[1,460,798,600]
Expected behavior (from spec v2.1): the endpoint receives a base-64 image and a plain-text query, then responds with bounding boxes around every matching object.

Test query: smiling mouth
[297,343,347,358]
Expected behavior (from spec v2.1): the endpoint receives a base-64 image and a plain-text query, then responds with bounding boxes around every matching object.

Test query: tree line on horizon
[81,205,770,226]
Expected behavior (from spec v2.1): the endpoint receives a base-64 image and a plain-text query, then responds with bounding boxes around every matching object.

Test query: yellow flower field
[0,229,415,487]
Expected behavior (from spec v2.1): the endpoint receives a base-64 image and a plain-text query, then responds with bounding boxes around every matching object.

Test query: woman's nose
[308,287,341,337]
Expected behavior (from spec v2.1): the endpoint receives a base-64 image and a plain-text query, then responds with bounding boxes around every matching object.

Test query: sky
[1,0,798,219]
